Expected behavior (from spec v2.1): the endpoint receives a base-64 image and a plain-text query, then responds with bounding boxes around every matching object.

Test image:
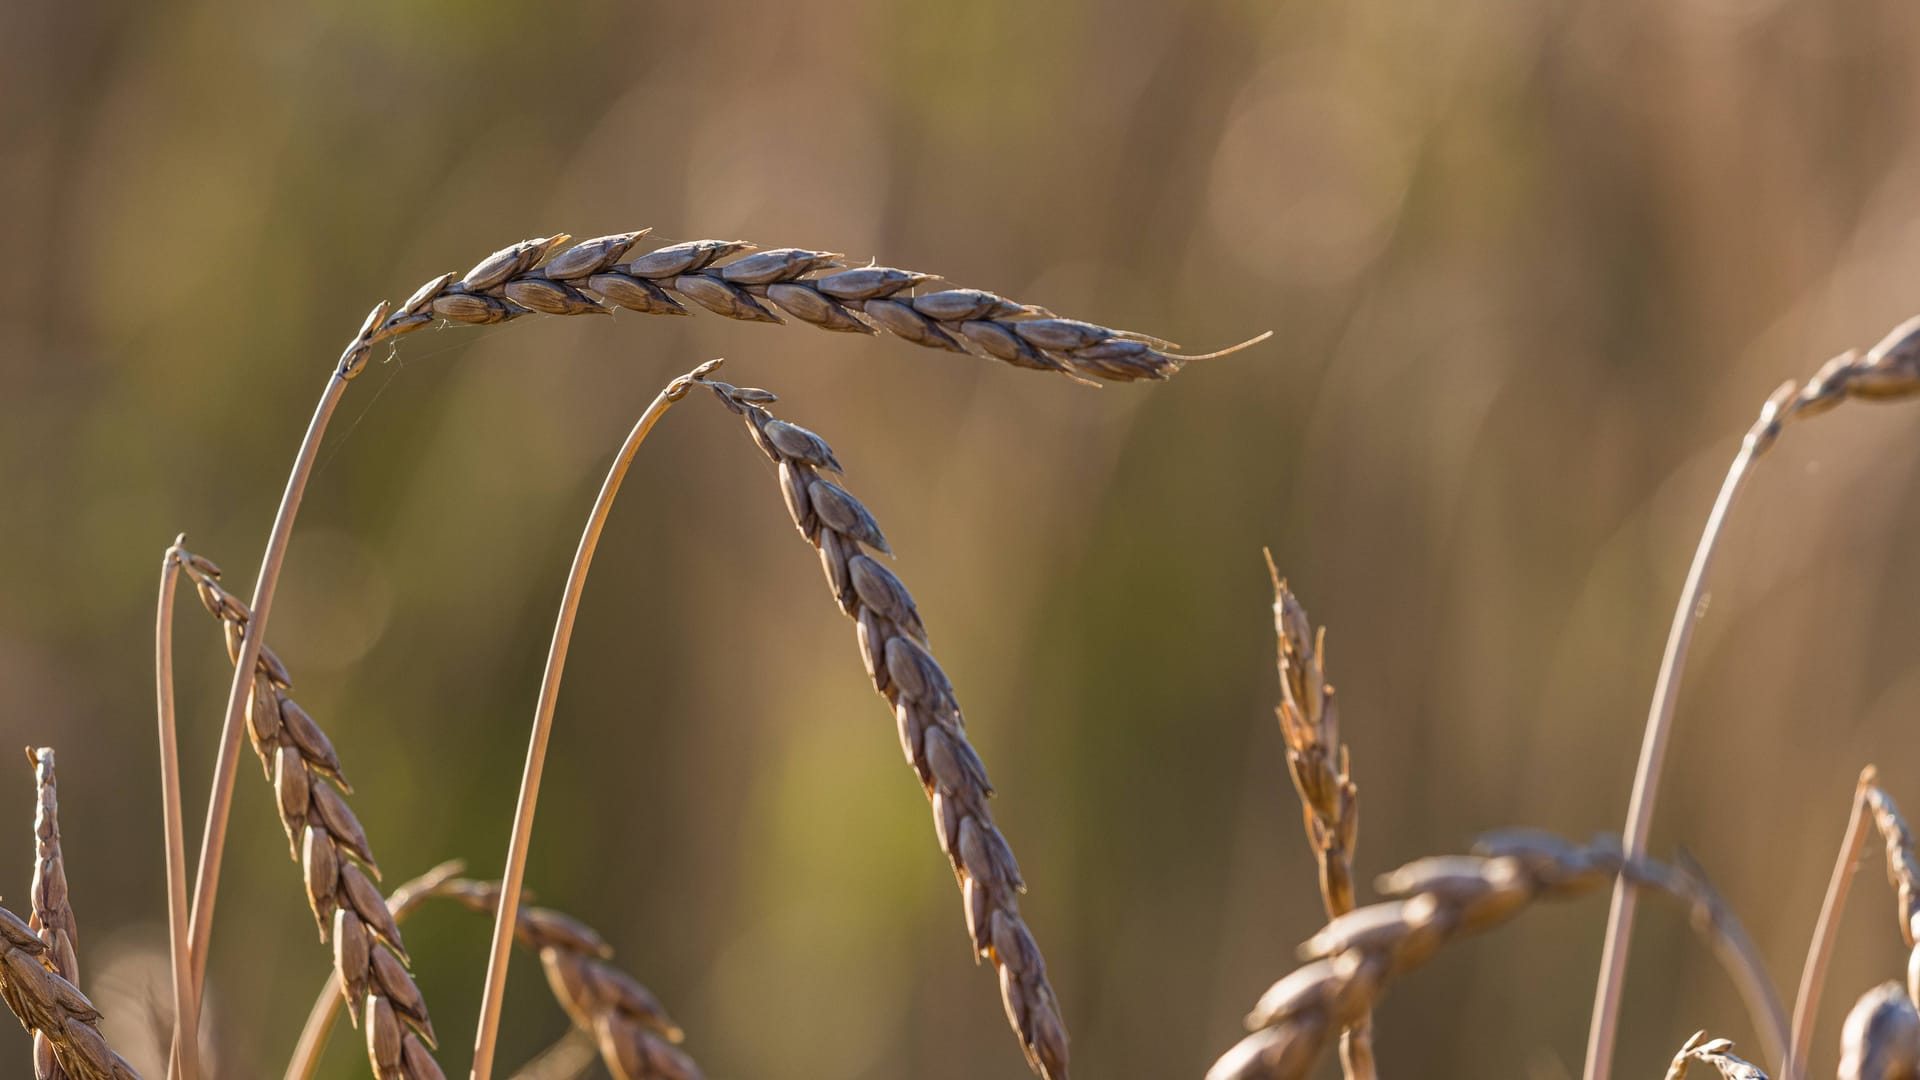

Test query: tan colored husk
[1667,1032,1769,1080]
[0,902,137,1080]
[289,863,698,1080]
[1207,831,1787,1080]
[1262,554,1372,1079]
[27,748,77,1080]
[173,548,440,1080]
[334,231,1263,386]
[1839,983,1920,1080]
[693,374,1068,1079]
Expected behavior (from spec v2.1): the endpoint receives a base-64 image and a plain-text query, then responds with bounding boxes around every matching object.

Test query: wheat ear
[1588,313,1920,1080]
[173,547,441,1080]
[1667,1032,1769,1080]
[153,543,200,1080]
[1840,983,1920,1080]
[689,372,1069,1078]
[0,902,136,1079]
[26,748,78,1080]
[1207,831,1787,1080]
[1262,553,1372,1079]
[469,361,718,1080]
[289,863,697,1080]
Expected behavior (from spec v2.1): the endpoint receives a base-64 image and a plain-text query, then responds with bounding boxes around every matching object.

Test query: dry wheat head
[0,903,136,1080]
[27,748,77,1080]
[1667,1032,1769,1080]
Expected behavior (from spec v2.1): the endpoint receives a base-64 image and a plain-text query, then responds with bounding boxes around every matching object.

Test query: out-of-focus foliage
[5,1,1920,1076]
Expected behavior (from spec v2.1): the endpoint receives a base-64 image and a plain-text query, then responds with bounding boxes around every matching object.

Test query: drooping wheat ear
[1589,313,1920,1080]
[434,878,697,1080]
[288,863,699,1080]
[1840,983,1920,1080]
[0,903,137,1080]
[1262,552,1372,1080]
[691,373,1069,1079]
[26,748,77,1080]
[172,548,441,1080]
[1207,831,1788,1080]
[345,231,1266,386]
[1667,1032,1769,1080]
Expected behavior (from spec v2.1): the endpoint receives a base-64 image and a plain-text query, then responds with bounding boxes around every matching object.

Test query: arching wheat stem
[154,543,201,1080]
[1588,314,1920,1080]
[470,360,719,1080]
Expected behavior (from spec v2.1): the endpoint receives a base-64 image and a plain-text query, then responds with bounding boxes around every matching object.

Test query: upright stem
[183,371,349,1004]
[1585,426,1771,1080]
[1787,768,1878,1080]
[468,363,712,1080]
[157,542,201,1080]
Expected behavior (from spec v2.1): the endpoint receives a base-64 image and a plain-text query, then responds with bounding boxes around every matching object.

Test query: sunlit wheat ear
[172,548,442,1080]
[288,863,700,1080]
[0,903,138,1080]
[1667,1032,1769,1080]
[1590,312,1920,1080]
[1207,831,1787,1080]
[692,373,1069,1080]
[27,748,78,1080]
[1262,554,1372,1080]
[343,231,1268,385]
[1839,983,1920,1080]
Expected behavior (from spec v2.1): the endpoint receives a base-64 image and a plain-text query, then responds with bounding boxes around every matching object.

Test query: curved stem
[468,361,716,1080]
[157,541,202,1080]
[1787,768,1878,1080]
[184,371,348,1005]
[1585,430,1770,1080]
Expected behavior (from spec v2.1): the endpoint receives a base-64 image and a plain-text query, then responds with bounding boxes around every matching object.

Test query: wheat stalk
[288,863,698,1080]
[1667,1032,1769,1080]
[1840,983,1920,1080]
[1207,830,1787,1080]
[173,547,440,1080]
[27,748,77,1080]
[1589,313,1920,1080]
[152,544,200,1080]
[690,372,1069,1079]
[1262,553,1372,1079]
[0,903,137,1080]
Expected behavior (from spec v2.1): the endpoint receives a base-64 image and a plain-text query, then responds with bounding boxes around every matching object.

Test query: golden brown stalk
[1667,1032,1769,1080]
[174,547,440,1080]
[694,374,1069,1079]
[1208,831,1788,1080]
[288,864,697,1080]
[27,748,76,1080]
[1262,552,1372,1079]
[154,543,200,1080]
[469,361,718,1080]
[0,903,138,1080]
[1840,983,1920,1080]
[1791,769,1884,1079]
[1590,314,1920,1080]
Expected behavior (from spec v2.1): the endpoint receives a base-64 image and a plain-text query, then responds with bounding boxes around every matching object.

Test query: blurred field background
[7,0,1920,1077]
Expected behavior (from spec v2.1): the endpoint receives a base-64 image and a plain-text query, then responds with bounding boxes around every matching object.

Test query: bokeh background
[7,1,1920,1077]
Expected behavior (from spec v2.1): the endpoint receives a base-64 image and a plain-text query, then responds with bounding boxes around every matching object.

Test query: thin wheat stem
[1789,768,1879,1080]
[155,541,200,1080]
[469,360,719,1080]
[1590,310,1920,1080]
[182,367,351,1013]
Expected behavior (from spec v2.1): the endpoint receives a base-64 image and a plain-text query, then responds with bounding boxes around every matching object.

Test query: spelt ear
[176,547,435,1079]
[691,376,1069,1080]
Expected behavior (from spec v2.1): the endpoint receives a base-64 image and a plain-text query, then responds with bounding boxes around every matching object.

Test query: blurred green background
[7,0,1920,1077]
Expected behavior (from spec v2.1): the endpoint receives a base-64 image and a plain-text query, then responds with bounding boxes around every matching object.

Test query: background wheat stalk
[689,371,1071,1079]
[1589,313,1920,1080]
[173,548,440,1080]
[1262,555,1372,1079]
[1207,830,1787,1080]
